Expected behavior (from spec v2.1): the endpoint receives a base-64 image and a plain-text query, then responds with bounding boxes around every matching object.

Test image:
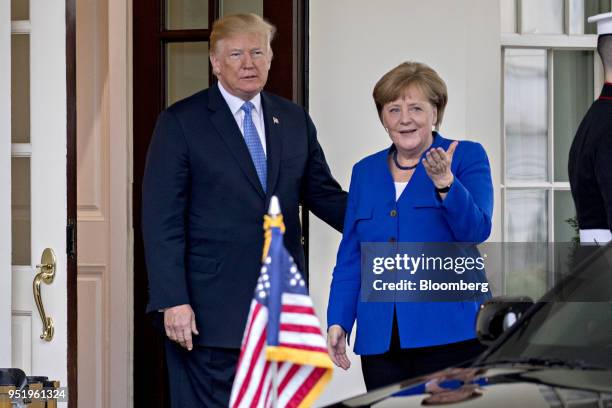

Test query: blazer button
[390,209,397,217]
[389,237,397,242]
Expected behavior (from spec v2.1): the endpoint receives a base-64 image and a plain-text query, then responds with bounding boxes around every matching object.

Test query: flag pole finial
[268,196,281,216]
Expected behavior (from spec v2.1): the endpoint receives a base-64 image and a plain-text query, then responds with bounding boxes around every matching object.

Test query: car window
[483,244,612,369]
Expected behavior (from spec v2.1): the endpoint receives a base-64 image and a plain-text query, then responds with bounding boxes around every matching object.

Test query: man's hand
[327,325,351,370]
[164,304,199,351]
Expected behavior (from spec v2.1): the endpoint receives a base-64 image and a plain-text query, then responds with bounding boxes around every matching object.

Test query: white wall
[308,1,502,405]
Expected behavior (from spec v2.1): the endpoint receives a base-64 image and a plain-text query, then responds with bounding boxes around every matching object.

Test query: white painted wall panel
[78,271,104,408]
[77,0,109,222]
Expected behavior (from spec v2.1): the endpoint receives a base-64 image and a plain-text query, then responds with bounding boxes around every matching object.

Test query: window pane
[568,0,585,34]
[506,189,549,242]
[11,0,29,20]
[165,0,208,30]
[505,189,549,299]
[166,41,209,107]
[554,190,577,242]
[11,35,30,143]
[12,157,30,265]
[505,244,550,299]
[585,0,612,34]
[221,0,263,17]
[521,0,564,34]
[554,50,594,182]
[505,48,548,182]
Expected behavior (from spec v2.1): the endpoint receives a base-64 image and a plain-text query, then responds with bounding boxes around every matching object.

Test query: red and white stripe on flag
[230,293,333,408]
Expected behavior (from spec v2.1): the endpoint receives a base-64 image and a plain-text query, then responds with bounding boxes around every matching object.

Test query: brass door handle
[33,248,56,341]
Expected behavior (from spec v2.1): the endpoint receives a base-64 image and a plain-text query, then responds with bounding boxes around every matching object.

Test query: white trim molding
[502,33,598,48]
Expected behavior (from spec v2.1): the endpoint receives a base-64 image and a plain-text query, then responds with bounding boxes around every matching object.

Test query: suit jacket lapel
[261,92,282,200]
[208,83,265,197]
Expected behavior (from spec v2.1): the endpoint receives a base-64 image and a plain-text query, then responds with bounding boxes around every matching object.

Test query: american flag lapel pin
[273,116,279,124]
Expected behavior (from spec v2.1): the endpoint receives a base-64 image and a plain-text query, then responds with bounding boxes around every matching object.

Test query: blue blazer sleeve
[440,142,493,243]
[142,109,191,312]
[327,164,362,334]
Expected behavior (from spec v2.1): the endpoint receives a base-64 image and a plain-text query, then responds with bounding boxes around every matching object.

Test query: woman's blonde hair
[373,62,448,129]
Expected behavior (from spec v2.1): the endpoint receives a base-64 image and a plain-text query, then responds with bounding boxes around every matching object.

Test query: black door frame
[66,0,78,406]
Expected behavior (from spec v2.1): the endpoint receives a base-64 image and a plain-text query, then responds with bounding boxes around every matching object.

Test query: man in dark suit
[142,13,347,408]
[569,12,612,245]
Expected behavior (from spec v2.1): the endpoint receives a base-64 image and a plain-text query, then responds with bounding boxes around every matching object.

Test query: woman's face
[381,85,437,157]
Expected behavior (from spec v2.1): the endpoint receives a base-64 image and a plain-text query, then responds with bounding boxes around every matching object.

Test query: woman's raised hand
[423,141,458,190]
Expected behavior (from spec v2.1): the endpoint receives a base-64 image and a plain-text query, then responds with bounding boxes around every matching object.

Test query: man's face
[210,33,272,100]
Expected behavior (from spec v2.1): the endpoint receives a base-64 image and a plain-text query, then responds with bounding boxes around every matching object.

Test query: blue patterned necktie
[240,101,267,192]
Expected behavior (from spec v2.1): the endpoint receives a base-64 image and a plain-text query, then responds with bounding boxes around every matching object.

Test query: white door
[1,0,70,405]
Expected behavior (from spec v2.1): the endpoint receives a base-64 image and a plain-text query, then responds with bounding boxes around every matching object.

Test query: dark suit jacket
[569,82,612,233]
[142,83,347,348]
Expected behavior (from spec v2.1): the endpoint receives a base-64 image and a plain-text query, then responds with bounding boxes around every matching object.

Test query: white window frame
[500,0,607,294]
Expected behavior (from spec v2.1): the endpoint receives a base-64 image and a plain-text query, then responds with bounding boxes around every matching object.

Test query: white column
[0,0,13,368]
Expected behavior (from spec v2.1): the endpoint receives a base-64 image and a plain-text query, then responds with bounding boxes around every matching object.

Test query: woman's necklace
[392,150,418,171]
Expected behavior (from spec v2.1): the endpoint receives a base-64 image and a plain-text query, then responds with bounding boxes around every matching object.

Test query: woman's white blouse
[394,181,408,201]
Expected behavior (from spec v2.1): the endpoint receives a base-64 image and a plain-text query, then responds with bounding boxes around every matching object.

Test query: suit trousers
[165,339,240,407]
[360,312,486,391]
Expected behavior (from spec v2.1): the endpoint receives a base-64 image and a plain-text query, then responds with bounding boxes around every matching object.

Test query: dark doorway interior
[132,2,307,406]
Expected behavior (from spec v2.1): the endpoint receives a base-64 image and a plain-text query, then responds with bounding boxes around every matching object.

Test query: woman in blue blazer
[327,62,494,390]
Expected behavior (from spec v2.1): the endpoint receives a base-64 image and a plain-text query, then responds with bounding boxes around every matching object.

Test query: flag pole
[267,196,282,408]
[271,360,279,407]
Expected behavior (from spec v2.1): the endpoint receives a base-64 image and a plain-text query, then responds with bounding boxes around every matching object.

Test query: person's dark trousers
[165,339,240,407]
[360,313,486,391]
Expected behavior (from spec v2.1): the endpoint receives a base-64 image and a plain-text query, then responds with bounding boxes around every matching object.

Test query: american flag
[229,213,333,408]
